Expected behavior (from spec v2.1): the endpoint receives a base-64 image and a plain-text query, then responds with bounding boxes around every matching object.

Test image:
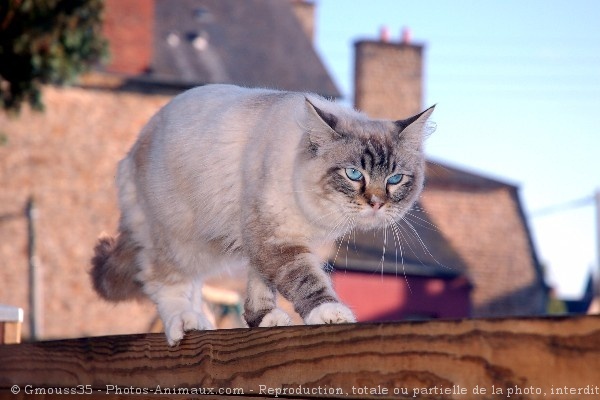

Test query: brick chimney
[290,0,316,42]
[102,0,154,75]
[353,28,424,119]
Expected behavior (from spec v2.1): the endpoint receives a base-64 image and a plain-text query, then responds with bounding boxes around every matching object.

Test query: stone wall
[421,186,546,316]
[0,85,171,339]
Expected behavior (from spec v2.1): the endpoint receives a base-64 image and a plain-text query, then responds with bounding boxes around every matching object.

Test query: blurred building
[562,272,595,314]
[0,0,547,340]
[342,33,547,320]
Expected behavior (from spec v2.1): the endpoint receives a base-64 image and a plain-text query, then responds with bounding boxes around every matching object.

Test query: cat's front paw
[305,302,356,325]
[258,308,292,327]
[164,311,214,346]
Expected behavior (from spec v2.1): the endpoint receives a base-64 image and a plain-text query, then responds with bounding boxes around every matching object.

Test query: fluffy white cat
[92,84,434,345]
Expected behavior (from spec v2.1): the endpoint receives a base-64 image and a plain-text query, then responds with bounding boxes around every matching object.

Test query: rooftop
[132,0,340,97]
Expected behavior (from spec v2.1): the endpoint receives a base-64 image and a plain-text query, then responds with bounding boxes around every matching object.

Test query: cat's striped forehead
[355,137,397,177]
[329,118,410,174]
[343,133,413,180]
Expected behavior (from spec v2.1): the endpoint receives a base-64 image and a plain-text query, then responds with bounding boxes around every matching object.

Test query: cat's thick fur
[91,84,433,345]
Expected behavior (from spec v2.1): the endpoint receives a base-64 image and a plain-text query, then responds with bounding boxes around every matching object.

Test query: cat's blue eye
[387,174,404,185]
[345,168,363,181]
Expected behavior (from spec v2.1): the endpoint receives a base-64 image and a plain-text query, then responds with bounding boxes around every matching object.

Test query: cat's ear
[305,97,339,132]
[394,105,436,148]
[303,98,344,155]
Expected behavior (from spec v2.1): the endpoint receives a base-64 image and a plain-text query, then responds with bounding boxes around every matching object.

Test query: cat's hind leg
[144,275,213,346]
[243,268,292,327]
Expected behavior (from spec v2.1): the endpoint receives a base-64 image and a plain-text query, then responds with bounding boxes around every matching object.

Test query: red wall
[103,0,154,74]
[333,271,471,321]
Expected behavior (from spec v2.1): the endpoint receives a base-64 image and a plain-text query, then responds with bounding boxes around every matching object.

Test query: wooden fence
[0,315,599,399]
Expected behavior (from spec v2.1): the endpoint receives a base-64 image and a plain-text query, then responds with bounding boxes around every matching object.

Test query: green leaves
[0,0,108,112]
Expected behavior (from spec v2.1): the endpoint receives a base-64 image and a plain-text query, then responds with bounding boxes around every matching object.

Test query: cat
[91,84,434,345]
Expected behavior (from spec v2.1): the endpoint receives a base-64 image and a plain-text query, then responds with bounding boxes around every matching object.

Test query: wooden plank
[0,315,599,399]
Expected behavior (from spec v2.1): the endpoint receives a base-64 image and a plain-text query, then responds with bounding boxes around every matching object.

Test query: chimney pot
[401,26,412,44]
[380,25,391,42]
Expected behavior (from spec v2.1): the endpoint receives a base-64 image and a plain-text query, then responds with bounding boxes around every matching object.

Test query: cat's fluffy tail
[91,231,145,301]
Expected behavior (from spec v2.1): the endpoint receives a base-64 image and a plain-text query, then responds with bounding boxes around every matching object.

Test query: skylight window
[166,32,180,47]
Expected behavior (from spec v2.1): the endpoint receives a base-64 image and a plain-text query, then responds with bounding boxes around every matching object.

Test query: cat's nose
[370,201,384,210]
[369,195,385,210]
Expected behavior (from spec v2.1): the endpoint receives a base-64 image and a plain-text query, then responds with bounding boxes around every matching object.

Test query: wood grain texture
[0,315,599,399]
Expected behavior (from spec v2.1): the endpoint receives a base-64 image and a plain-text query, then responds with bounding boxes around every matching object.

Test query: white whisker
[327,214,350,239]
[403,212,440,232]
[290,189,321,193]
[390,218,427,268]
[344,219,355,272]
[307,209,340,227]
[399,218,451,271]
[388,217,412,294]
[331,216,355,267]
[380,222,387,278]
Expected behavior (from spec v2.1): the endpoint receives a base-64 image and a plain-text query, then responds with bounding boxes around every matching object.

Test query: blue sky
[314,0,600,298]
